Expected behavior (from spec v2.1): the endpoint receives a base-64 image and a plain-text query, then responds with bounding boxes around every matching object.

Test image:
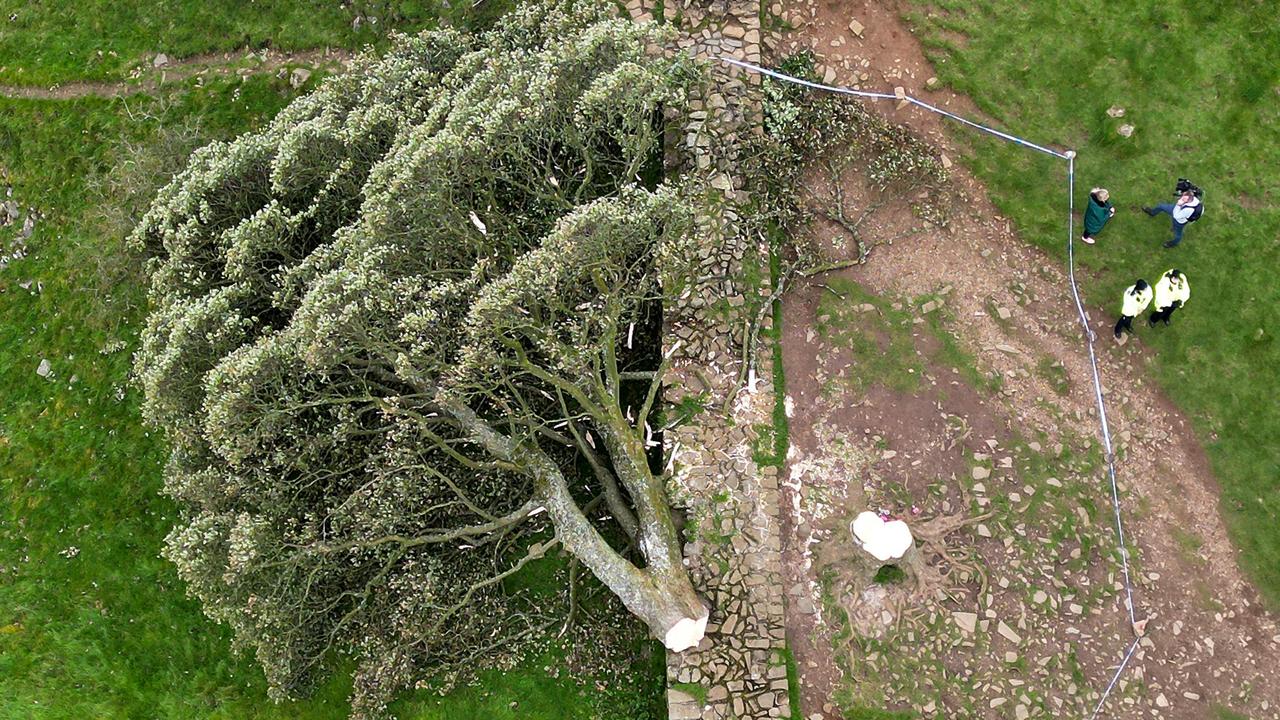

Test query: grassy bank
[0,0,515,85]
[0,35,659,720]
[906,0,1280,604]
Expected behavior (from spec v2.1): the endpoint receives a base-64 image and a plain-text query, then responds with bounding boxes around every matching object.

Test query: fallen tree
[132,2,709,715]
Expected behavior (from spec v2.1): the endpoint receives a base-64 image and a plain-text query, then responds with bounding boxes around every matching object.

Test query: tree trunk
[447,401,709,650]
[531,443,707,649]
[596,416,685,573]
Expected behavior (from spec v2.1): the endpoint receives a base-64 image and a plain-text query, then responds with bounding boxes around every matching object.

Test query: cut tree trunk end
[848,510,931,592]
[851,510,914,562]
[642,567,710,652]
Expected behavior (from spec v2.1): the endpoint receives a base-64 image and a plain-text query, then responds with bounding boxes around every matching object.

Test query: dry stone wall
[625,1,794,718]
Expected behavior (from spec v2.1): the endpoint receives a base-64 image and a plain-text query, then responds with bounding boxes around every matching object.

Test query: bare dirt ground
[773,1,1280,718]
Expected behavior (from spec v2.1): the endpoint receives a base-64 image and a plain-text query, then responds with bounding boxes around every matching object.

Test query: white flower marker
[851,510,914,562]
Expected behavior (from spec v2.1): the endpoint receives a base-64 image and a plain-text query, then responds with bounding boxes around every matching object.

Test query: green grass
[0,64,658,720]
[1034,356,1071,396]
[0,0,515,85]
[872,565,908,585]
[907,0,1280,606]
[768,225,791,467]
[781,645,803,720]
[842,706,915,720]
[814,278,923,395]
[1213,705,1253,720]
[922,301,1003,394]
[812,277,1000,398]
[670,682,708,706]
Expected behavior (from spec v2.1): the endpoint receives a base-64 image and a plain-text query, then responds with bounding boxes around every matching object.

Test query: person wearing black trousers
[1148,269,1190,326]
[1115,278,1152,339]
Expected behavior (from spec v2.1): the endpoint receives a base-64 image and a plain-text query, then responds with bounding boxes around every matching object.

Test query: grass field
[906,0,1280,605]
[0,4,665,718]
[0,1,518,85]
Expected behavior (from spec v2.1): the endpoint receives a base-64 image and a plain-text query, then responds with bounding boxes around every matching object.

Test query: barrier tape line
[1090,637,1143,720]
[717,57,1143,719]
[717,56,1069,159]
[718,55,898,100]
[1066,158,1139,628]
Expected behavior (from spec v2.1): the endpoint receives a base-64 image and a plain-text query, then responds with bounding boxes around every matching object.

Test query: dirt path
[774,1,1280,718]
[0,48,352,100]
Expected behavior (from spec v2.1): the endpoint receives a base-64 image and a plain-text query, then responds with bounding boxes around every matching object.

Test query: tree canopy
[132,2,710,715]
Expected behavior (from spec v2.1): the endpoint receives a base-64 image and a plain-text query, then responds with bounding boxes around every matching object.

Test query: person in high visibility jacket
[1148,269,1190,326]
[1114,278,1152,338]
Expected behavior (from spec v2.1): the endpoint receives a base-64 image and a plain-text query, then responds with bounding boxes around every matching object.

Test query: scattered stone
[1045,477,1062,488]
[972,466,991,480]
[1069,603,1084,615]
[1106,105,1126,117]
[940,153,952,169]
[290,67,313,89]
[997,306,1012,320]
[153,53,170,67]
[1118,123,1135,138]
[1033,590,1048,604]
[997,621,1022,644]
[921,300,941,314]
[848,19,865,37]
[926,76,940,89]
[894,85,908,110]
[1015,704,1029,720]
[36,358,51,377]
[977,523,992,538]
[952,611,978,634]
[1155,693,1169,708]
[670,697,701,720]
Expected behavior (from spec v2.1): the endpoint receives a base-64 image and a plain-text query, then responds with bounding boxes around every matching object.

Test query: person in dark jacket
[1081,188,1114,245]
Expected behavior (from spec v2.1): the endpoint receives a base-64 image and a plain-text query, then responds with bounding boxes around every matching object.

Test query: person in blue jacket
[1142,179,1204,248]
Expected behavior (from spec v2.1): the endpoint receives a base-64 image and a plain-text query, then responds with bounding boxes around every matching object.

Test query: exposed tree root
[814,477,995,639]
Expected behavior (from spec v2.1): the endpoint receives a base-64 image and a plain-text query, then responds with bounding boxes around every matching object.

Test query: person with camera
[1148,269,1190,327]
[1142,179,1203,248]
[1114,278,1152,339]
[1082,187,1115,245]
